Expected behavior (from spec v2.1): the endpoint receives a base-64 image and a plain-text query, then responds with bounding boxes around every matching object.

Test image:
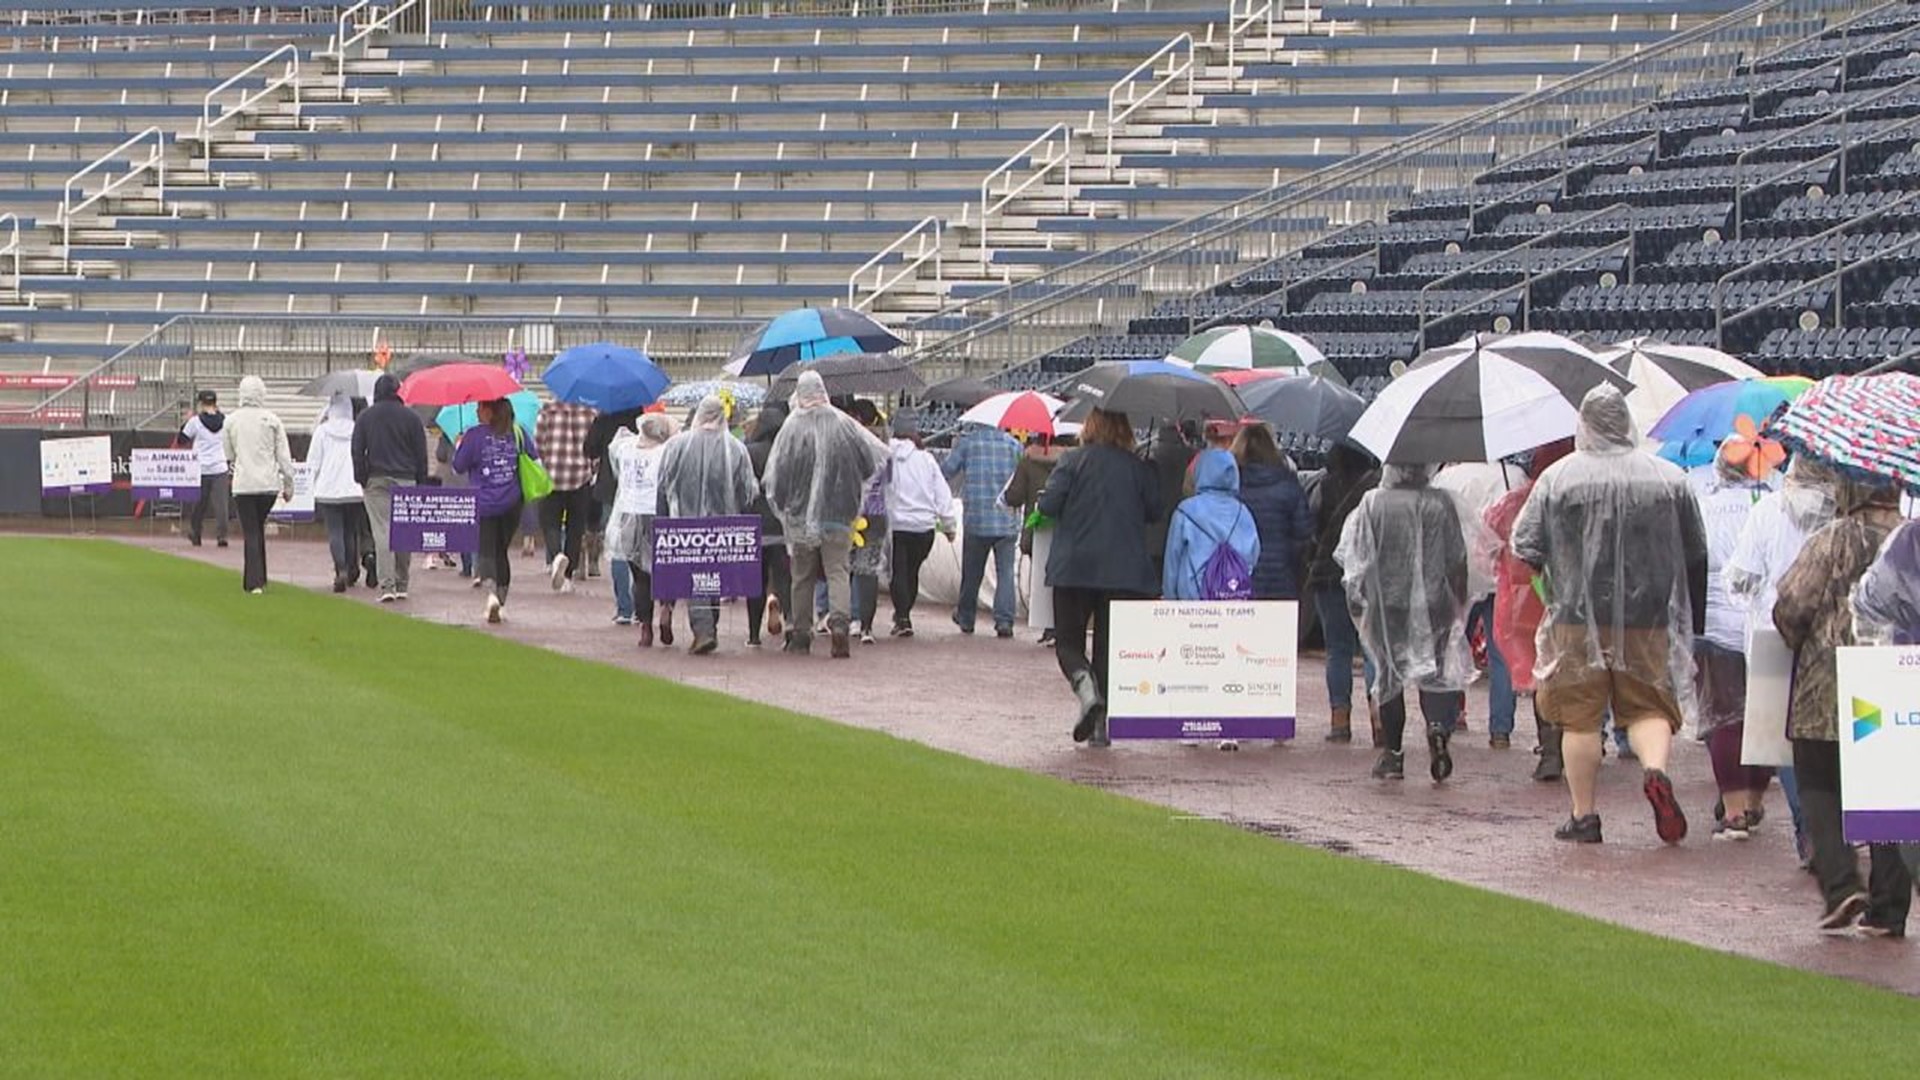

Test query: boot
[1532,718,1564,783]
[1326,705,1353,743]
[1069,670,1105,743]
[584,532,603,578]
[829,622,852,659]
[1367,695,1384,747]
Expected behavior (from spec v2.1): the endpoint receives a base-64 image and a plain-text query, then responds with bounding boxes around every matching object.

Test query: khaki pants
[363,475,412,593]
[789,533,852,641]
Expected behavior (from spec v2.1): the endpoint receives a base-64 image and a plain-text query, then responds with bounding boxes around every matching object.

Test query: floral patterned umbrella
[1771,373,1920,489]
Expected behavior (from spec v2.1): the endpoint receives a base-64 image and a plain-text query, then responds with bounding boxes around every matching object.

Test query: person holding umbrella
[453,398,539,625]
[1512,384,1709,845]
[655,395,760,655]
[351,373,429,602]
[1230,423,1313,603]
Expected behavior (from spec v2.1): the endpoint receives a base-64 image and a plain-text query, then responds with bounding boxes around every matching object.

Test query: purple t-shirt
[452,425,538,518]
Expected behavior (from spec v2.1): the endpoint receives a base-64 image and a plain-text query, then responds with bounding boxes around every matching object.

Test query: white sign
[1836,645,1920,844]
[1741,627,1795,768]
[1106,600,1298,740]
[269,462,315,522]
[39,435,113,494]
[129,448,201,501]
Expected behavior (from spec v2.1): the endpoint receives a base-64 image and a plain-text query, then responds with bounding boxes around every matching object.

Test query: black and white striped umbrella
[1592,337,1762,434]
[1348,332,1633,464]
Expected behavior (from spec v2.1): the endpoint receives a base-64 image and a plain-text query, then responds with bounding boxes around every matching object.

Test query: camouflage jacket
[1773,502,1904,741]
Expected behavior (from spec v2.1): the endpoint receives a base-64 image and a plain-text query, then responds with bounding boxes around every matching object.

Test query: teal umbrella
[436,390,542,437]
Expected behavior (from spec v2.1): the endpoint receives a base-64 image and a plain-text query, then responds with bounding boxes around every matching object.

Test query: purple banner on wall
[388,486,479,553]
[651,515,762,601]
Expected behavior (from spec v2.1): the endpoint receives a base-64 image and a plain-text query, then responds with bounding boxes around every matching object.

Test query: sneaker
[747,633,762,648]
[559,579,575,595]
[690,636,718,656]
[379,592,398,604]
[859,630,876,646]
[332,574,348,594]
[783,635,811,656]
[1711,811,1754,842]
[951,612,975,635]
[1371,750,1405,780]
[394,591,408,601]
[1819,892,1869,934]
[1037,630,1056,647]
[1643,769,1688,844]
[1217,739,1240,751]
[549,554,570,590]
[612,615,635,626]
[1426,722,1453,783]
[471,576,486,589]
[890,621,911,638]
[485,594,503,624]
[248,587,264,595]
[1554,814,1603,844]
[766,596,784,637]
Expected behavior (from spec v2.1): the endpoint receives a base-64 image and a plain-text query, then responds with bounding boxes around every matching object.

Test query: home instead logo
[1851,697,1883,743]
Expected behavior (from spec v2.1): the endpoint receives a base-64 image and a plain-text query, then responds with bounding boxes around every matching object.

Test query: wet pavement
[114,531,1920,995]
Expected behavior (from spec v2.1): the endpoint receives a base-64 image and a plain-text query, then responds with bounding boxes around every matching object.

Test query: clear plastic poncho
[654,396,759,520]
[1725,455,1838,642]
[762,372,889,547]
[1511,384,1708,716]
[605,412,678,563]
[1334,463,1474,701]
[1853,521,1920,646]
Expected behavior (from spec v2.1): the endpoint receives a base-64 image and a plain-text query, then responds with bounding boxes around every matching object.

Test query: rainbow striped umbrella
[1772,373,1920,489]
[1648,376,1813,467]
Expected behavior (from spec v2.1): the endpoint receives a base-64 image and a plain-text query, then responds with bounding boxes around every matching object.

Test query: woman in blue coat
[1163,448,1262,601]
[1231,424,1314,601]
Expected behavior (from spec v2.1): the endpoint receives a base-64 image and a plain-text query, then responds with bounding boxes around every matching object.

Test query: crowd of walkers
[188,376,1916,939]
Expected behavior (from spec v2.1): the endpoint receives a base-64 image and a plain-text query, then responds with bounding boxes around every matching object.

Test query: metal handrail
[333,0,431,87]
[848,216,942,311]
[0,212,19,299]
[200,42,301,140]
[1720,228,1920,339]
[1226,0,1273,78]
[1198,224,1382,331]
[1466,133,1662,228]
[1106,32,1194,167]
[980,122,1074,261]
[1730,65,1920,235]
[1418,234,1637,350]
[1732,104,1920,239]
[59,126,165,270]
[1713,185,1920,345]
[1416,201,1634,349]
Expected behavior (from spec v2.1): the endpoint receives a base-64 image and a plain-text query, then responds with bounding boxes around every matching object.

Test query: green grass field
[2,537,1914,1077]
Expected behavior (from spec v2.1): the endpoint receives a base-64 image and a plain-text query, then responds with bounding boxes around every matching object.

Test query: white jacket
[223,376,296,496]
[884,438,954,533]
[307,403,363,504]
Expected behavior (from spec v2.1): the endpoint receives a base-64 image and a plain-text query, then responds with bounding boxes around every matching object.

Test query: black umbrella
[386,352,485,381]
[922,376,996,408]
[769,353,926,400]
[1057,362,1245,425]
[1238,374,1367,441]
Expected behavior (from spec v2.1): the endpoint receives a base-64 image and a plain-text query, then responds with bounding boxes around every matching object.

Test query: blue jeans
[1467,598,1516,737]
[1313,584,1375,710]
[955,532,1018,630]
[610,557,634,620]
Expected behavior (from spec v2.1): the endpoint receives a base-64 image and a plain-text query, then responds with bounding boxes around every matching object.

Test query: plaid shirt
[942,426,1023,537]
[534,402,599,491]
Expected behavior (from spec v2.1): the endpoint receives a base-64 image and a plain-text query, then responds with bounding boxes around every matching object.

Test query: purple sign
[1844,810,1920,844]
[388,486,479,553]
[1108,717,1296,740]
[651,516,762,601]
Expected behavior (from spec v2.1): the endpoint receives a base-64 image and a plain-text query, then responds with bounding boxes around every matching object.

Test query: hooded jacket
[1236,459,1313,600]
[307,395,364,504]
[222,376,296,497]
[1854,521,1920,646]
[181,407,228,476]
[351,374,428,486]
[1307,443,1379,590]
[1335,463,1473,699]
[1142,422,1197,561]
[746,403,789,546]
[764,373,887,546]
[1163,450,1262,600]
[656,395,760,520]
[885,438,953,533]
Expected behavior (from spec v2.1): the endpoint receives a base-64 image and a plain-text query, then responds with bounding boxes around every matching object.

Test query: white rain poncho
[1511,384,1708,713]
[1334,463,1474,701]
[1725,454,1838,643]
[1689,451,1772,653]
[1432,461,1523,599]
[762,371,889,546]
[1854,521,1920,645]
[605,412,677,564]
[654,396,758,519]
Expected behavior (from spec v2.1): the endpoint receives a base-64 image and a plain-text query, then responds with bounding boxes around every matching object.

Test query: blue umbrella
[731,306,906,377]
[437,390,542,438]
[543,342,671,411]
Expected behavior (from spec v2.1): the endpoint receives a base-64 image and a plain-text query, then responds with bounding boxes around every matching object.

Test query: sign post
[650,516,762,601]
[388,486,478,553]
[1837,645,1920,843]
[129,448,202,502]
[1106,600,1298,741]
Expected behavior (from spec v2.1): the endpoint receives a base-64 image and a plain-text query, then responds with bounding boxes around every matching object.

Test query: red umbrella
[398,362,523,406]
[1213,368,1299,388]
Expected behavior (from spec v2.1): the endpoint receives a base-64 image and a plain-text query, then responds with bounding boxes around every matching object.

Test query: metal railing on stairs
[1415,202,1635,350]
[58,126,167,271]
[332,0,432,87]
[896,0,1877,379]
[200,42,303,141]
[978,123,1075,262]
[848,216,943,311]
[1714,186,1920,348]
[1106,32,1195,168]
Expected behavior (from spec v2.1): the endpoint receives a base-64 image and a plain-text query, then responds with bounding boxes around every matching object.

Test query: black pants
[1794,737,1913,927]
[627,558,656,622]
[1379,690,1465,754]
[188,472,230,543]
[539,485,594,578]
[747,544,791,638]
[1054,586,1128,699]
[478,504,521,603]
[319,502,364,580]
[889,529,936,628]
[233,492,276,592]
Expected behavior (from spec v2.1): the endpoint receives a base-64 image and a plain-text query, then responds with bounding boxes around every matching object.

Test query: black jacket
[1238,461,1314,600]
[1038,444,1161,595]
[745,404,788,544]
[586,406,646,505]
[351,375,428,485]
[1141,425,1196,562]
[1307,445,1379,590]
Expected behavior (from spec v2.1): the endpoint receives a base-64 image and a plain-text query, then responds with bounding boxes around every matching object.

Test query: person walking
[849,412,893,645]
[308,393,367,593]
[1512,384,1709,845]
[942,418,1024,638]
[1335,463,1472,782]
[586,405,647,624]
[181,389,231,548]
[535,399,600,592]
[351,374,429,603]
[1691,442,1775,840]
[883,413,953,638]
[1775,473,1911,936]
[1144,420,1198,580]
[430,427,475,582]
[1002,432,1069,646]
[1231,424,1313,603]
[605,412,677,647]
[1036,407,1161,748]
[745,403,792,648]
[1434,459,1523,743]
[1308,443,1380,743]
[765,372,888,658]
[1166,447,1262,750]
[222,376,296,594]
[655,396,760,655]
[453,397,537,625]
[1485,438,1575,781]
